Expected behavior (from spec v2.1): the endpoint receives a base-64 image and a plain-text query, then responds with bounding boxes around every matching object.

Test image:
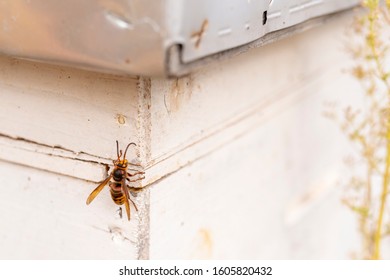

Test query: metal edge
[166,7,356,78]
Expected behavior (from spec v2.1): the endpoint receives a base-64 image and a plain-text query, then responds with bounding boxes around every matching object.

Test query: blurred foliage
[341,0,390,259]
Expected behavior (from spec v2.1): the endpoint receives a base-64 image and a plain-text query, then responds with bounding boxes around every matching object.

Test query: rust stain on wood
[193,228,213,259]
[166,76,194,113]
[191,19,209,48]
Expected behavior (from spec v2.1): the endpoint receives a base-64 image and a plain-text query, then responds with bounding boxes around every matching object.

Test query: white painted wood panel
[0,160,140,259]
[149,78,361,259]
[0,56,141,182]
[148,12,362,259]
[149,86,360,259]
[0,58,149,259]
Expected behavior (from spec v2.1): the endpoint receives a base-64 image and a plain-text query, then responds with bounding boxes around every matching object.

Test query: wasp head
[114,141,136,168]
[114,159,128,168]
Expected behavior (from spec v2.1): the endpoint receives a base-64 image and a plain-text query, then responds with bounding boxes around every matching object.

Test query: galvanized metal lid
[0,0,359,77]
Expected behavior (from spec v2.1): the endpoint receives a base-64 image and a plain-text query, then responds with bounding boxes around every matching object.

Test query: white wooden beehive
[0,1,366,259]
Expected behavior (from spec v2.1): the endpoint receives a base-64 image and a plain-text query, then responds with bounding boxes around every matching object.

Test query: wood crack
[0,133,109,182]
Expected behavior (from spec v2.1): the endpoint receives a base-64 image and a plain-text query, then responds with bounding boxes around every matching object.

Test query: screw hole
[262,10,268,25]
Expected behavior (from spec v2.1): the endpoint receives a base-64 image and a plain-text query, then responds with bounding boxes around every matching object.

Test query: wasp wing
[86,174,112,205]
[122,177,131,221]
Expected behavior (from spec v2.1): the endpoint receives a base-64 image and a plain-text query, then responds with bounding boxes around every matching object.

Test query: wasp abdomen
[108,181,125,205]
[110,188,126,205]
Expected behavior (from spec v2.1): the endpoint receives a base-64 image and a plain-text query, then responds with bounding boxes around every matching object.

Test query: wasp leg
[128,185,144,193]
[117,207,123,219]
[129,197,138,212]
[127,162,143,168]
[127,171,145,177]
[127,167,143,172]
[126,176,145,182]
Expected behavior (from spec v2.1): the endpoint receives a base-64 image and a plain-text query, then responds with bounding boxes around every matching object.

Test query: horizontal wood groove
[0,133,110,182]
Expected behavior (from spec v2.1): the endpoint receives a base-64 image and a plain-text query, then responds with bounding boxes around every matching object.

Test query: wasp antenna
[116,140,120,158]
[123,142,136,159]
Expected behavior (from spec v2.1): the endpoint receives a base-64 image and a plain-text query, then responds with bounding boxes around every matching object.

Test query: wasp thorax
[113,169,125,181]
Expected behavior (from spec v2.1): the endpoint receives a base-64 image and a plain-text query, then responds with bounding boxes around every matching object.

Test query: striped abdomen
[109,181,125,205]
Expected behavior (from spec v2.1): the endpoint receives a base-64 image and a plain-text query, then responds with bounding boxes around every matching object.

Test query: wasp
[86,141,145,221]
